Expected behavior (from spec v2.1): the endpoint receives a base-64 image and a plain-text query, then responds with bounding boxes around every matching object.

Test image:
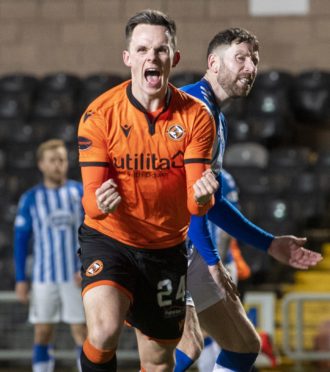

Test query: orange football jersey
[78,80,216,248]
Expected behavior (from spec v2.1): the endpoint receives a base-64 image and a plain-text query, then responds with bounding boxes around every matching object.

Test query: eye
[158,46,169,54]
[137,46,147,53]
[236,55,245,63]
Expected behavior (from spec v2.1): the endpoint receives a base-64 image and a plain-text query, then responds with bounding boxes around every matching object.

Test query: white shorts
[29,282,85,324]
[187,248,226,313]
[186,247,239,313]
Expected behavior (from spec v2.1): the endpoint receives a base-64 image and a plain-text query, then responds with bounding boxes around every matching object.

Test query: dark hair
[125,9,177,49]
[207,27,259,57]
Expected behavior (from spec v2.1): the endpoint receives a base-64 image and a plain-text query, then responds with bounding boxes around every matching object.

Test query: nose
[244,58,256,74]
[146,48,157,61]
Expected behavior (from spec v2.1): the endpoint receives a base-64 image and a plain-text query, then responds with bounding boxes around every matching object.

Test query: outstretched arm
[268,236,322,269]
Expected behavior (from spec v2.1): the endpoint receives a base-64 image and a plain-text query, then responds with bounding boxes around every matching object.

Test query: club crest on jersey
[86,260,103,277]
[167,124,186,141]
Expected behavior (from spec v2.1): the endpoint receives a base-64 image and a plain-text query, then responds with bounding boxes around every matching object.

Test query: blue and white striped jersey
[14,180,84,283]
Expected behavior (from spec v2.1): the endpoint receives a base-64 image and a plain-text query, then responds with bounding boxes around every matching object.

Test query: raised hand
[193,169,219,206]
[208,260,240,301]
[268,236,323,270]
[96,179,122,214]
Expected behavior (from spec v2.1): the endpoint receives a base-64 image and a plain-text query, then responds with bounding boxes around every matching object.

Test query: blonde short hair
[36,139,66,161]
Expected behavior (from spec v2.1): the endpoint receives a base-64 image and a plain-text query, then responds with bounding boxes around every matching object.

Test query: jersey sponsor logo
[78,136,92,150]
[113,151,184,171]
[120,124,132,138]
[48,211,74,229]
[86,260,104,277]
[83,110,94,123]
[167,124,186,141]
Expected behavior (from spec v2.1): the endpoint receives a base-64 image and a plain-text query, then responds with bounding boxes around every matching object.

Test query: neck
[43,178,66,189]
[131,83,166,112]
[203,71,230,107]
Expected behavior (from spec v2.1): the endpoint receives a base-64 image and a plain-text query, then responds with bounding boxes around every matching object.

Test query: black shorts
[78,224,187,341]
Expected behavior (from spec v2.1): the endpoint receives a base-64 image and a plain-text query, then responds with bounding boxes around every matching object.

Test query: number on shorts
[157,275,186,307]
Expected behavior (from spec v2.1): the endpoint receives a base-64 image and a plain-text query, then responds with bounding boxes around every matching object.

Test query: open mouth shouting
[238,75,254,90]
[144,68,162,88]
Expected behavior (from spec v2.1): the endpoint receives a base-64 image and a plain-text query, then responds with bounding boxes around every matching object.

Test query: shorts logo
[167,124,185,141]
[86,260,104,277]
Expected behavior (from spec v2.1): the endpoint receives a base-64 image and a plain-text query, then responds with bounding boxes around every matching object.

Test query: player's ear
[208,53,220,74]
[123,50,131,67]
[172,50,180,67]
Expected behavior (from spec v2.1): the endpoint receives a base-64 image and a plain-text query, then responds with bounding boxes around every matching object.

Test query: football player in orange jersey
[77,9,219,372]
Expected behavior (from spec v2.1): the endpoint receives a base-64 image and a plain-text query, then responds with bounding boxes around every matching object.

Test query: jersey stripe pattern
[14,181,84,283]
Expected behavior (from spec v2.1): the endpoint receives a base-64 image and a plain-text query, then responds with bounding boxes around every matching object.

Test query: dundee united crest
[86,260,104,277]
[167,124,186,141]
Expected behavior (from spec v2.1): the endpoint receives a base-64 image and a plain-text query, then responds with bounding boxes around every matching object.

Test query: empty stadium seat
[6,143,38,170]
[247,70,293,116]
[33,73,81,120]
[224,142,269,168]
[80,73,125,108]
[268,146,311,169]
[290,70,330,124]
[0,94,31,120]
[0,74,38,120]
[0,74,38,93]
[226,115,254,143]
[257,197,298,236]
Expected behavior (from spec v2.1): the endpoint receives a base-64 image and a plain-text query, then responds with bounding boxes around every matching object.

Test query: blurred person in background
[14,139,86,372]
[174,27,322,372]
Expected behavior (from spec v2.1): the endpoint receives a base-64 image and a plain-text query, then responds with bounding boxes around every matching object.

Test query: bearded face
[215,41,259,99]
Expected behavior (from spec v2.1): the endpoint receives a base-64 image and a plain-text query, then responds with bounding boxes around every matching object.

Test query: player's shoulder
[18,184,42,206]
[66,179,83,195]
[66,179,82,187]
[171,83,214,117]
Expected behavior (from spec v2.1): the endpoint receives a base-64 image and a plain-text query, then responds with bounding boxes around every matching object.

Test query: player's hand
[193,169,219,206]
[15,281,29,304]
[268,236,323,270]
[208,261,239,301]
[96,179,122,214]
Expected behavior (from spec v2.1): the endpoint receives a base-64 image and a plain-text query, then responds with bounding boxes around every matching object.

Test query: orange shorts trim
[82,280,133,302]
